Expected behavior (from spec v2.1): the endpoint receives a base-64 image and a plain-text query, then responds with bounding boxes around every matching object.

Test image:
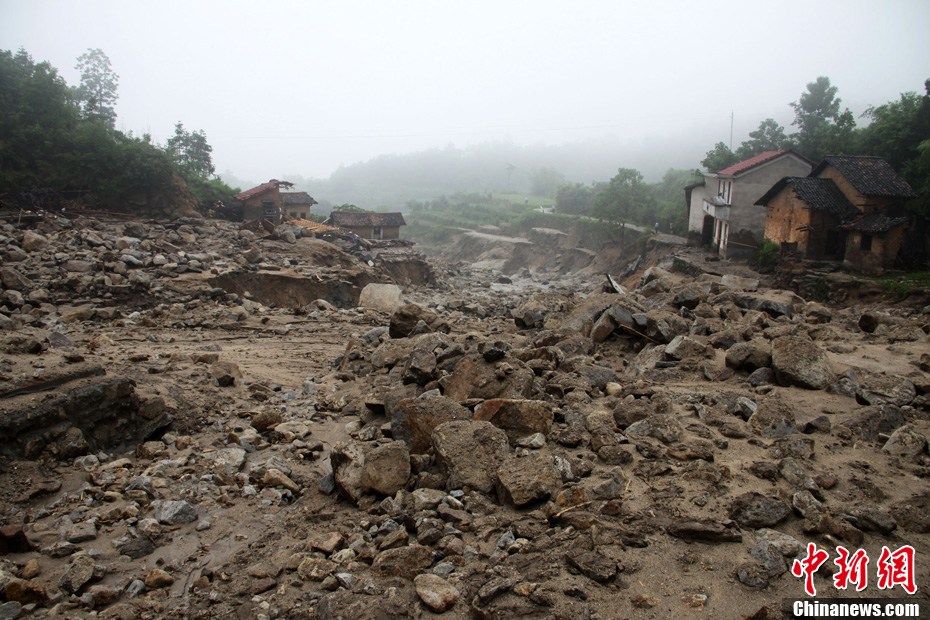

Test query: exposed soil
[0,214,928,619]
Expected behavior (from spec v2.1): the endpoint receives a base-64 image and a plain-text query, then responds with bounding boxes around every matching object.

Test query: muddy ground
[0,214,928,619]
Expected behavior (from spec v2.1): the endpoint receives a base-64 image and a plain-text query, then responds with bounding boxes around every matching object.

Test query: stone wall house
[685,150,814,258]
[756,156,916,272]
[235,179,294,223]
[281,192,318,220]
[328,211,407,240]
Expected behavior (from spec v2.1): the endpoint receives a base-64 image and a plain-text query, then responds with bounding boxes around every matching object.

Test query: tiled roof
[716,149,813,176]
[841,212,910,233]
[281,191,318,206]
[235,179,280,202]
[329,211,406,228]
[813,156,917,198]
[789,177,860,221]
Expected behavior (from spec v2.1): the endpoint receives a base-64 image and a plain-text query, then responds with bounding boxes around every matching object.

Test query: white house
[686,149,814,257]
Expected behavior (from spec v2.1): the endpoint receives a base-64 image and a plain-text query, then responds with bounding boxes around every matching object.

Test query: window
[372,226,383,240]
[716,180,732,203]
[860,234,873,251]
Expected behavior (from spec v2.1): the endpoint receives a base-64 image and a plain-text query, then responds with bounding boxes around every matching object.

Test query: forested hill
[290,139,702,209]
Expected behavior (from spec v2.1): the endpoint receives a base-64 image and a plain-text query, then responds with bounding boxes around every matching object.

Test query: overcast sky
[2,0,929,184]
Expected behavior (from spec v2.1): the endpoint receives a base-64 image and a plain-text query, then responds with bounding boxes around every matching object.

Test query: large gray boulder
[496,451,562,506]
[473,399,553,444]
[391,396,472,454]
[432,420,509,493]
[441,354,535,401]
[771,336,833,390]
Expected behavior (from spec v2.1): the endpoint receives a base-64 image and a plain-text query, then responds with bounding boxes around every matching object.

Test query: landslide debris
[0,213,928,619]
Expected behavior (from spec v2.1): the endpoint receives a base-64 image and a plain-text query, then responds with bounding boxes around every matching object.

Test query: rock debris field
[0,213,929,619]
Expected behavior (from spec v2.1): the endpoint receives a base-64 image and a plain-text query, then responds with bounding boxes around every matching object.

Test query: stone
[144,568,174,589]
[666,519,742,543]
[209,360,243,387]
[359,283,403,313]
[251,410,282,432]
[625,414,684,444]
[361,441,411,496]
[748,398,798,438]
[152,500,198,525]
[725,339,772,372]
[856,373,917,406]
[720,274,759,291]
[432,420,510,494]
[496,451,562,506]
[113,535,155,559]
[391,396,472,454]
[414,573,460,613]
[207,447,246,482]
[372,544,434,580]
[729,492,791,528]
[664,335,710,361]
[473,399,553,444]
[882,424,928,457]
[60,553,96,593]
[441,354,535,401]
[297,557,336,582]
[390,303,442,338]
[771,336,833,390]
[0,526,33,553]
[262,468,301,493]
[65,520,97,543]
[21,231,48,252]
[565,550,618,583]
[330,442,367,504]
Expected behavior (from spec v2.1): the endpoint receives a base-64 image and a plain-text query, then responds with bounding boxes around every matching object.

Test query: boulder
[441,354,535,401]
[391,396,472,454]
[496,451,562,506]
[432,420,509,493]
[725,339,772,372]
[358,283,403,313]
[771,336,833,390]
[729,492,791,528]
[361,441,411,496]
[390,303,444,338]
[748,398,798,438]
[473,399,553,444]
[330,442,368,504]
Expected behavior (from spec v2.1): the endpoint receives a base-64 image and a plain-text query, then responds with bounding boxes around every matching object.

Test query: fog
[2,0,929,188]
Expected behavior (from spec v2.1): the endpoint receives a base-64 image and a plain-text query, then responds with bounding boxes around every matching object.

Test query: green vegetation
[0,47,237,211]
[698,76,930,221]
[876,271,930,298]
[753,239,781,272]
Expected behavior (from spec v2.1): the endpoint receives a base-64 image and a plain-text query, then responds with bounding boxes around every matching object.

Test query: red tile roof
[716,150,789,176]
[235,179,280,202]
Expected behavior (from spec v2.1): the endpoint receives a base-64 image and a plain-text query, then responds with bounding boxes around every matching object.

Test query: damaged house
[281,191,318,220]
[234,179,295,223]
[756,155,917,272]
[327,211,406,240]
[686,149,814,257]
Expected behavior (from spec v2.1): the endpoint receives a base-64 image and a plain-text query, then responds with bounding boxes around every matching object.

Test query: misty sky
[2,0,929,185]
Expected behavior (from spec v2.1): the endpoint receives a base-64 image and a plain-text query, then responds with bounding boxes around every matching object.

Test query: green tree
[554,182,596,215]
[73,48,118,127]
[789,76,856,160]
[736,118,789,159]
[859,84,930,174]
[701,142,739,173]
[165,121,215,180]
[529,166,565,197]
[593,168,655,228]
[0,48,80,191]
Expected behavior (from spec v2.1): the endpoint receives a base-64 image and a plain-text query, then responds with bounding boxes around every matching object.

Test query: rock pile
[0,215,928,619]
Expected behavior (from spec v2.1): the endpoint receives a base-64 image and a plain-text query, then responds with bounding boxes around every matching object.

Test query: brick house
[686,150,814,257]
[281,192,318,220]
[234,179,294,222]
[327,211,406,240]
[756,156,916,272]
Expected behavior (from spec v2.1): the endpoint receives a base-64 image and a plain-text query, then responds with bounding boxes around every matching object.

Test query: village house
[686,150,814,257]
[327,211,406,240]
[280,192,318,220]
[756,155,916,272]
[234,179,294,223]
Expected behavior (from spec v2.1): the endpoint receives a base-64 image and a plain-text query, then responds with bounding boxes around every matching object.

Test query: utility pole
[729,111,734,151]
